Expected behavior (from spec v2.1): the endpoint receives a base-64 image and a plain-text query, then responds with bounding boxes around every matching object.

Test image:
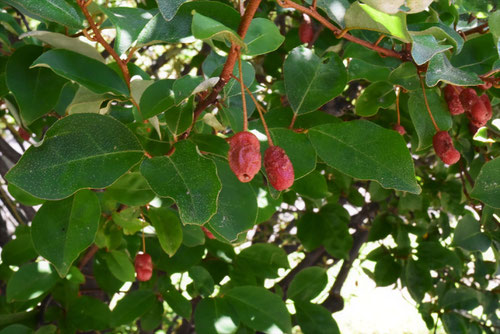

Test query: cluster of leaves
[0,0,498,333]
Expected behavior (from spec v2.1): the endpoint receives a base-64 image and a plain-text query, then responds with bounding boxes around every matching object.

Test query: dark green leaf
[0,324,33,334]
[6,45,67,125]
[308,120,421,193]
[139,79,175,119]
[442,287,479,310]
[141,140,221,225]
[284,46,347,115]
[6,261,59,302]
[471,158,500,208]
[295,302,340,334]
[67,296,111,331]
[244,18,285,56]
[105,172,155,206]
[6,113,144,200]
[389,62,420,91]
[111,290,156,326]
[293,170,331,199]
[103,250,135,282]
[405,259,432,302]
[374,254,401,286]
[355,81,396,117]
[225,286,292,334]
[188,265,214,297]
[426,53,482,87]
[31,190,100,277]
[288,267,328,302]
[148,207,183,256]
[304,0,349,27]
[408,23,464,54]
[234,244,289,279]
[157,0,188,21]
[453,215,491,252]
[3,0,83,28]
[32,49,129,96]
[411,34,452,66]
[195,298,240,334]
[192,12,243,47]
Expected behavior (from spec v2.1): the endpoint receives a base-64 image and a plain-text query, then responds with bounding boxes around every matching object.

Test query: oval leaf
[148,207,183,257]
[6,261,59,302]
[471,158,500,208]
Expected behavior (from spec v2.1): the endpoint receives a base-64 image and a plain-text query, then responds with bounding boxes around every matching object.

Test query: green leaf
[344,1,411,42]
[304,0,349,27]
[374,253,401,286]
[195,298,240,334]
[409,23,464,54]
[148,207,183,257]
[31,190,100,277]
[308,120,421,194]
[417,242,461,272]
[405,259,432,302]
[389,62,420,91]
[471,158,500,209]
[32,49,129,96]
[269,128,316,180]
[234,244,289,279]
[288,267,328,302]
[450,33,498,75]
[207,158,257,242]
[355,81,396,117]
[408,89,452,151]
[6,261,59,302]
[192,12,244,48]
[139,79,175,120]
[67,296,111,331]
[295,302,340,334]
[21,31,105,62]
[6,113,144,200]
[293,170,331,199]
[284,46,347,115]
[441,313,467,334]
[141,140,221,225]
[1,230,38,266]
[244,18,285,56]
[453,215,491,252]
[3,0,83,29]
[0,325,33,334]
[165,98,194,136]
[182,225,205,247]
[426,53,482,87]
[224,286,292,334]
[348,58,391,82]
[103,250,135,282]
[100,7,153,55]
[111,290,156,326]
[188,265,215,297]
[157,0,189,21]
[442,287,479,310]
[411,35,452,66]
[161,284,192,319]
[6,45,67,125]
[105,172,155,206]
[173,76,205,104]
[112,208,143,235]
[489,11,500,42]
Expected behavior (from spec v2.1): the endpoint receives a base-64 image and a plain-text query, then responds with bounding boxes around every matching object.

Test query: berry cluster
[228,131,295,191]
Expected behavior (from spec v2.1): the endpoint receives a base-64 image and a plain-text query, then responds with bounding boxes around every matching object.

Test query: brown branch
[78,244,99,270]
[182,0,262,137]
[276,0,404,60]
[461,22,489,36]
[77,0,131,90]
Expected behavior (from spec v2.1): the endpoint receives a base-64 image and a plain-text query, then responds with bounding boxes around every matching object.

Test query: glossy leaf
[6,45,67,125]
[6,261,59,302]
[284,46,347,115]
[31,190,100,277]
[139,79,175,119]
[411,34,452,66]
[389,62,420,91]
[409,23,464,54]
[234,243,289,279]
[408,89,452,150]
[453,215,491,252]
[192,12,244,48]
[355,81,396,117]
[207,158,257,242]
[105,172,155,206]
[308,120,421,194]
[304,0,349,27]
[148,207,183,257]
[288,267,328,302]
[426,53,482,87]
[295,302,340,334]
[344,1,411,42]
[32,49,129,96]
[224,286,292,334]
[3,0,83,28]
[111,290,156,326]
[471,158,500,208]
[6,114,144,200]
[244,18,285,56]
[157,0,189,21]
[103,250,135,282]
[140,140,221,225]
[195,298,240,334]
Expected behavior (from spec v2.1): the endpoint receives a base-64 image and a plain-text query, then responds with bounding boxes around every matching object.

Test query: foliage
[0,0,499,333]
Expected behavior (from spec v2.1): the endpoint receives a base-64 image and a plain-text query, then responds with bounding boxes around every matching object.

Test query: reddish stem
[419,75,440,132]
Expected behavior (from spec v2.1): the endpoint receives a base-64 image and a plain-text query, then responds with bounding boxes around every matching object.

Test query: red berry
[135,253,153,282]
[299,22,314,44]
[443,85,462,102]
[264,146,294,191]
[228,132,262,183]
[201,226,215,240]
[18,127,31,141]
[459,88,478,112]
[393,124,406,135]
[447,96,465,115]
[469,98,491,128]
[433,131,460,165]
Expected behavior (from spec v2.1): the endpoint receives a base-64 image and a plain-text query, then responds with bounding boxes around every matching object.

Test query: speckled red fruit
[447,96,465,115]
[264,146,294,191]
[228,132,261,183]
[433,131,460,165]
[443,85,462,102]
[393,124,406,135]
[201,226,215,240]
[459,88,478,112]
[135,253,153,282]
[18,127,31,141]
[299,22,314,44]
[469,97,491,128]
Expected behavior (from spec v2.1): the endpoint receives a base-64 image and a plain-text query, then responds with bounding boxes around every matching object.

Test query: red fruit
[264,146,294,191]
[201,226,215,240]
[433,131,460,165]
[228,132,262,183]
[459,88,478,112]
[443,85,462,102]
[447,96,465,115]
[478,81,492,90]
[299,22,314,44]
[135,253,153,282]
[18,127,31,141]
[469,98,491,128]
[393,124,406,135]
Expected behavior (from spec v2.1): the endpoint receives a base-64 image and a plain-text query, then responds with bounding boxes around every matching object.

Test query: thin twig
[238,55,248,131]
[419,75,440,132]
[396,86,401,125]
